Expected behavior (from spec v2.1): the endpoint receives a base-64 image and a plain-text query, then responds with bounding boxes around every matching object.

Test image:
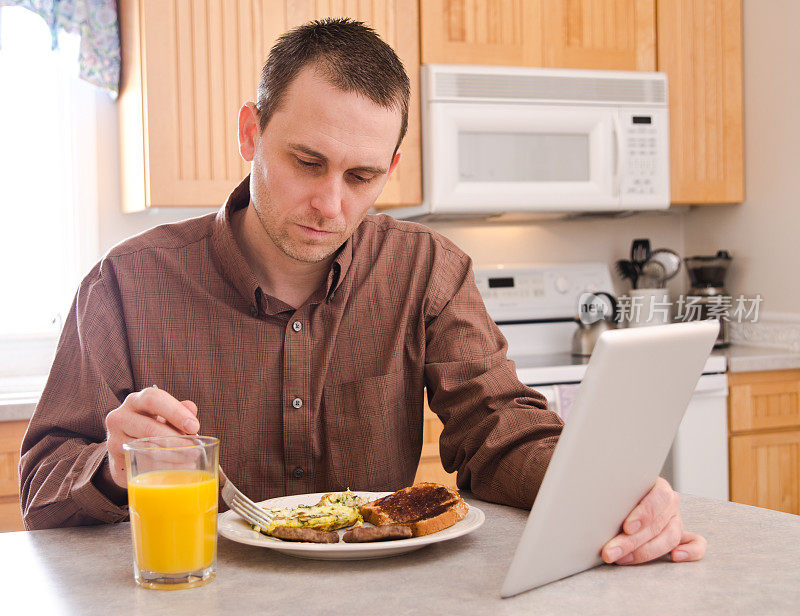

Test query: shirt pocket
[321,371,414,492]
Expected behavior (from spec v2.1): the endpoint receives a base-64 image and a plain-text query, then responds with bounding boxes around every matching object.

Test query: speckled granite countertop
[714,344,800,373]
[1,494,798,615]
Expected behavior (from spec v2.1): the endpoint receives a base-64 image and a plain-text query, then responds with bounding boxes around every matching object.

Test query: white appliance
[391,64,670,221]
[475,262,730,501]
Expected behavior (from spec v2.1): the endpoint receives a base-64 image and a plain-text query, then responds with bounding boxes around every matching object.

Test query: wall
[684,0,800,314]
[428,212,686,298]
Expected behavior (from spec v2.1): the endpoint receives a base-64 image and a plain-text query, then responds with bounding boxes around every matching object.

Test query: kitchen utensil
[220,466,275,530]
[648,248,681,282]
[630,238,651,272]
[639,259,667,288]
[614,259,638,286]
[572,291,617,356]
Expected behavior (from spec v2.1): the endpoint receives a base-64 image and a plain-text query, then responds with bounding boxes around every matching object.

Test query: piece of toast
[360,482,468,537]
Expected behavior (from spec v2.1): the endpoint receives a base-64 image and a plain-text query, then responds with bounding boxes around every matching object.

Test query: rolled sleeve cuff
[71,442,129,524]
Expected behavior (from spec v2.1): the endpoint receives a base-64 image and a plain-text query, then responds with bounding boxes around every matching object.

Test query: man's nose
[310,174,343,219]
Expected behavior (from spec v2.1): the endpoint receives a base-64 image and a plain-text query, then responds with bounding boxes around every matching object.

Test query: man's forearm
[20,437,129,529]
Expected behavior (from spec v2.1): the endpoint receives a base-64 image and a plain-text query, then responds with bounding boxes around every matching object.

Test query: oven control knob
[555,276,569,294]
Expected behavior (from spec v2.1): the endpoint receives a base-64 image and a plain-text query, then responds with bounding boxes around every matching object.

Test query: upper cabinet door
[119,0,286,210]
[421,0,654,70]
[284,1,421,209]
[421,0,544,66]
[657,0,744,204]
[542,0,656,70]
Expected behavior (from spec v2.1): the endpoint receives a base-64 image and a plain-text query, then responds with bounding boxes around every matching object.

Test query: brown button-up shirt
[20,176,562,529]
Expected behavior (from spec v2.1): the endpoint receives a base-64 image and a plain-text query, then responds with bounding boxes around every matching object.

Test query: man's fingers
[125,388,200,434]
[670,530,707,562]
[602,481,680,563]
[622,477,677,535]
[181,399,199,415]
[613,515,683,565]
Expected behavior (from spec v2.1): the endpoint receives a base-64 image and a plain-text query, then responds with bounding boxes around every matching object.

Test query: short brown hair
[256,17,410,155]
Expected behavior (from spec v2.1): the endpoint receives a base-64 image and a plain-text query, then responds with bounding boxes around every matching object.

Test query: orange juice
[128,469,218,574]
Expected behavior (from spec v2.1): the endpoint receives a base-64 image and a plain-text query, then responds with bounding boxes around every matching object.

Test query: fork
[219,466,275,530]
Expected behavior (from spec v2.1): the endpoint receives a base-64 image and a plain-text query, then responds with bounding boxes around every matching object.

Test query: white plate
[217,491,485,560]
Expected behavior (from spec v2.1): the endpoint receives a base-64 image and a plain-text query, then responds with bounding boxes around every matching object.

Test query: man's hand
[104,387,200,488]
[601,477,706,565]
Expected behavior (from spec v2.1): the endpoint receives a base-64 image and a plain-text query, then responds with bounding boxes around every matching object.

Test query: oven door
[425,102,620,211]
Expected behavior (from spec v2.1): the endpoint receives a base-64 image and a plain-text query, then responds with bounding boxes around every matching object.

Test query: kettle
[571,291,618,357]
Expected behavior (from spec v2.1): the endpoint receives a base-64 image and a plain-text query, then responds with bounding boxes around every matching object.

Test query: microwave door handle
[612,114,623,198]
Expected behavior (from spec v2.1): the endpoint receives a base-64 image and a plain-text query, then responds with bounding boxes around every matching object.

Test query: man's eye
[349,173,371,184]
[296,158,319,168]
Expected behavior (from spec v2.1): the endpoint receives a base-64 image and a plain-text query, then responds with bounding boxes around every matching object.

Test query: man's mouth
[297,224,337,238]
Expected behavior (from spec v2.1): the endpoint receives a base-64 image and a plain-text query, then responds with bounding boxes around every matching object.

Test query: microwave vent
[432,71,667,105]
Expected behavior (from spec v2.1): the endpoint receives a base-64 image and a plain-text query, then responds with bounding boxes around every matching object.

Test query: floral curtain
[0,0,120,97]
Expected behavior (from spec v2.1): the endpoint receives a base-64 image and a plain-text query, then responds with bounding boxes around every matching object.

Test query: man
[20,18,704,566]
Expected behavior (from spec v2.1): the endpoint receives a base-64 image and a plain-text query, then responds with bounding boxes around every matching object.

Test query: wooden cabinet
[728,371,800,515]
[421,0,544,66]
[119,0,421,211]
[414,397,458,489]
[541,0,655,70]
[421,0,655,71]
[657,0,744,204]
[0,420,28,532]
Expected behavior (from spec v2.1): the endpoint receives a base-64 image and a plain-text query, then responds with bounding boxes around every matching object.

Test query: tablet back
[501,320,719,598]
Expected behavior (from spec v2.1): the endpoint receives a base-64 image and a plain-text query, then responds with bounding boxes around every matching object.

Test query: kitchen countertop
[1,494,798,615]
[512,351,726,385]
[715,344,800,373]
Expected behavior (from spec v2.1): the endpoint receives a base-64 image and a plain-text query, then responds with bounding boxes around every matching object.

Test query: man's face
[240,66,402,264]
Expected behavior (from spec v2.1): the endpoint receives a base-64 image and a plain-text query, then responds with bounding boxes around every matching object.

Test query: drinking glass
[123,435,219,590]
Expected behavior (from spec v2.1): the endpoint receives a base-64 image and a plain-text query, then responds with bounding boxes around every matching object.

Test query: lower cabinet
[0,420,28,532]
[728,370,800,515]
[414,398,457,489]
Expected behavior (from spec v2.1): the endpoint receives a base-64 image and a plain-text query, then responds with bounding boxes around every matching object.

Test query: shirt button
[291,397,303,409]
[249,305,258,317]
[292,321,302,332]
[292,467,304,479]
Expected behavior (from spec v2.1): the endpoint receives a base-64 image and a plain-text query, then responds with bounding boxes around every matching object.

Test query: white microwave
[391,64,670,220]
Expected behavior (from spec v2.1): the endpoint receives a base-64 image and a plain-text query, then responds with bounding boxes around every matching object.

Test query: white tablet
[501,320,720,598]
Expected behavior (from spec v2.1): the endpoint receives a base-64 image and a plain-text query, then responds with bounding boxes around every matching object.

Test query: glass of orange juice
[123,435,219,590]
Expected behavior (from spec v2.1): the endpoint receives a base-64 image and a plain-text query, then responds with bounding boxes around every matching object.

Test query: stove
[474,262,730,501]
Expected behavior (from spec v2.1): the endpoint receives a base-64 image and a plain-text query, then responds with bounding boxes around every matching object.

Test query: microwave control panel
[620,109,669,200]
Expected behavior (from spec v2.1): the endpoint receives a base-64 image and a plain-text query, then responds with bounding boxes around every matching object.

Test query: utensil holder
[627,288,671,327]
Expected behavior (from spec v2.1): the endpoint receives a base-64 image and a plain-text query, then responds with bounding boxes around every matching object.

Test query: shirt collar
[210,175,262,314]
[210,175,354,314]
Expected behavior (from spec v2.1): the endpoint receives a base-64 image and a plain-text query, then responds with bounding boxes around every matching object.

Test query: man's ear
[238,102,260,162]
[387,150,402,179]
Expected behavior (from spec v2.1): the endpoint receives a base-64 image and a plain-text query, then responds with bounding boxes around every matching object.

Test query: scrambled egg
[252,490,367,535]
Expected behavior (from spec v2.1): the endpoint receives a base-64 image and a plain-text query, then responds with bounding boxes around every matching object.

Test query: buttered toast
[360,482,468,537]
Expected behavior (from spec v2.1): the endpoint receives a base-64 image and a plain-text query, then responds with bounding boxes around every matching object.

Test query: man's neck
[232,205,333,308]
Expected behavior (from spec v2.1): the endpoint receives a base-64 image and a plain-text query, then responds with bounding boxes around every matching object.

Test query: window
[0,7,99,379]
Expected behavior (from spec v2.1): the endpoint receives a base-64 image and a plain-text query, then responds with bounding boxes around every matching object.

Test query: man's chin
[280,243,340,264]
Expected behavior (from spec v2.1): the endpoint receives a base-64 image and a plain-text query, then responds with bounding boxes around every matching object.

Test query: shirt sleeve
[19,262,134,529]
[423,243,564,509]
